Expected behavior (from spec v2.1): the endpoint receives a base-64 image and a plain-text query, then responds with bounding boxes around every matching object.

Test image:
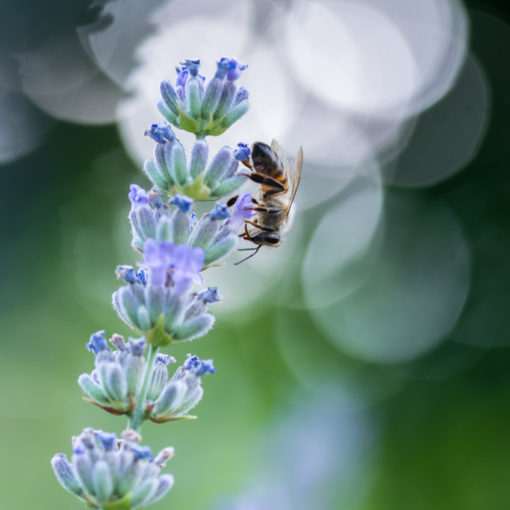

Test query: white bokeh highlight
[17,34,123,124]
[285,1,418,117]
[0,86,51,164]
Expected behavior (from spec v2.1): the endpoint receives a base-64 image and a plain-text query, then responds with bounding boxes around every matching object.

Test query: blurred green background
[1,0,510,509]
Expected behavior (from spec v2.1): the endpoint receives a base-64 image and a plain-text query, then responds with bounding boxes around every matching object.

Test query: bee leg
[241,158,252,169]
[248,205,281,214]
[234,245,262,265]
[244,220,275,232]
[247,172,285,192]
[244,223,254,238]
[226,195,238,207]
[239,223,258,238]
[227,195,259,207]
[262,187,287,199]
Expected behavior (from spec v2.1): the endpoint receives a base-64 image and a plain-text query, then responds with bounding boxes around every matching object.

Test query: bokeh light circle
[301,167,383,306]
[383,55,490,187]
[308,194,471,364]
[17,34,123,124]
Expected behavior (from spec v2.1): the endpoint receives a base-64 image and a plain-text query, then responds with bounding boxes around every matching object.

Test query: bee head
[250,231,281,247]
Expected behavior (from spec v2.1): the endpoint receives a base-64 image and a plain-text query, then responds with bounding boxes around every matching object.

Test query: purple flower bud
[129,337,146,356]
[144,122,175,144]
[129,184,150,207]
[116,265,137,284]
[51,453,83,496]
[148,355,170,401]
[196,360,215,376]
[122,429,141,443]
[148,188,164,209]
[142,239,204,290]
[94,431,117,452]
[160,81,179,116]
[78,373,108,404]
[103,362,128,401]
[215,57,231,79]
[189,140,208,179]
[129,444,153,461]
[204,146,235,189]
[155,354,175,366]
[210,203,230,221]
[153,448,175,468]
[141,239,168,286]
[181,58,201,77]
[197,287,221,303]
[214,80,236,119]
[72,443,86,455]
[184,354,215,375]
[110,334,127,351]
[136,268,148,286]
[170,194,194,213]
[87,331,109,355]
[234,87,249,105]
[92,460,114,502]
[153,381,187,416]
[221,99,249,129]
[175,67,188,88]
[148,474,175,504]
[226,58,247,81]
[234,143,250,161]
[229,192,255,229]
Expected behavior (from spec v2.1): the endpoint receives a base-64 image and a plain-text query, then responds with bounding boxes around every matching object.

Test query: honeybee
[228,139,303,264]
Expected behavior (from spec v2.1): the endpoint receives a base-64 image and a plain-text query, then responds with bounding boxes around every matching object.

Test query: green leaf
[103,493,132,510]
[144,315,173,347]
[177,104,199,133]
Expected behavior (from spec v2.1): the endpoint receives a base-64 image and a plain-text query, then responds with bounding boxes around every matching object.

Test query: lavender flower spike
[158,57,248,138]
[52,56,266,510]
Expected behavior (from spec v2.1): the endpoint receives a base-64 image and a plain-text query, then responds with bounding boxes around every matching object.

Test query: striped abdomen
[251,142,289,197]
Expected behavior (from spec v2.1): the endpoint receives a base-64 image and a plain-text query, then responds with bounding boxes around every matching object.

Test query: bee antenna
[234,246,261,265]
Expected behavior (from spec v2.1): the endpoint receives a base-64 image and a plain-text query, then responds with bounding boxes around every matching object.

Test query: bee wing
[270,139,303,217]
[270,138,285,156]
[285,145,303,217]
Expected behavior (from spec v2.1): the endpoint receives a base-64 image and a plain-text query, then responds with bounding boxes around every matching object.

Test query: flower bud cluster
[144,124,249,200]
[129,185,255,266]
[78,331,149,415]
[78,331,215,422]
[113,240,221,346]
[51,429,174,509]
[147,353,215,422]
[158,58,248,138]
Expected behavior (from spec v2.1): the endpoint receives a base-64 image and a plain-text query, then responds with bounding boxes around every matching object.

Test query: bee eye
[264,234,280,245]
